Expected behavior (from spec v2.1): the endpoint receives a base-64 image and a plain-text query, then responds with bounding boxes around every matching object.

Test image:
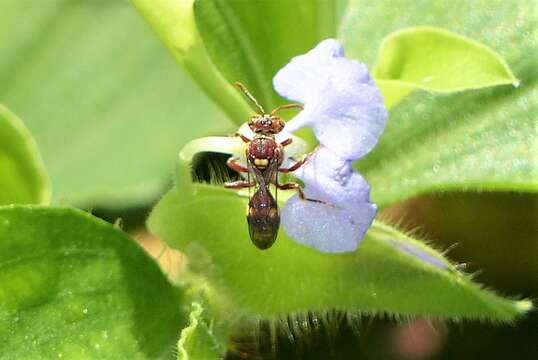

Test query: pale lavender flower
[274,39,387,253]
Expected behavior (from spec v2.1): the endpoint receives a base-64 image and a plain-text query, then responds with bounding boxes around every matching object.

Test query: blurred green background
[0,0,233,207]
[0,0,536,359]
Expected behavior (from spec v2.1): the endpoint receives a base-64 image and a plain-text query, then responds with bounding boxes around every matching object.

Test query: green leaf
[373,27,518,107]
[193,0,336,113]
[339,0,538,206]
[130,0,253,122]
[0,105,50,205]
[0,0,233,207]
[362,85,538,207]
[178,303,222,360]
[0,205,185,358]
[148,184,531,322]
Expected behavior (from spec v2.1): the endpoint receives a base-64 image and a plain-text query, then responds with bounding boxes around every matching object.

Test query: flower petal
[274,39,387,160]
[282,188,376,253]
[386,239,449,269]
[282,147,376,253]
[292,147,370,203]
[297,78,387,160]
[273,39,344,103]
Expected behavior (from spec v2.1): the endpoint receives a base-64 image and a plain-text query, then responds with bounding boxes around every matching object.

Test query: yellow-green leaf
[178,303,222,360]
[0,105,50,205]
[372,27,519,107]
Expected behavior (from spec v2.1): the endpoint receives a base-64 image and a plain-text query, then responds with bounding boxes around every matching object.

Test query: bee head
[248,114,285,134]
[234,81,302,135]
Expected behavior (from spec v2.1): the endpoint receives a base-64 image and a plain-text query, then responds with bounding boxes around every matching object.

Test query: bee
[224,82,321,249]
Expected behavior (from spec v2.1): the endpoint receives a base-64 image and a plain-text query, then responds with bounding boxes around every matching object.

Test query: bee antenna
[235,81,265,114]
[270,103,304,116]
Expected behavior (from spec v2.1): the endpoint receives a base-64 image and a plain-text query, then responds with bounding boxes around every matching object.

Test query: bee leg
[280,138,293,146]
[224,180,255,189]
[277,182,334,207]
[226,157,249,173]
[231,132,251,143]
[279,154,310,173]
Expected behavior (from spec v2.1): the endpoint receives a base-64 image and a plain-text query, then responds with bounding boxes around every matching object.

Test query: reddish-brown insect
[224,82,320,249]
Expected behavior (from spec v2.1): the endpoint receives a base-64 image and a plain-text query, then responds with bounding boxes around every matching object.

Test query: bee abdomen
[247,189,280,249]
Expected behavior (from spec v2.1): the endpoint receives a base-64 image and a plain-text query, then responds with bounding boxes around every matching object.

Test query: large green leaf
[0,0,233,207]
[0,105,50,205]
[193,0,337,113]
[148,184,530,321]
[373,26,518,108]
[339,0,538,206]
[0,205,185,359]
